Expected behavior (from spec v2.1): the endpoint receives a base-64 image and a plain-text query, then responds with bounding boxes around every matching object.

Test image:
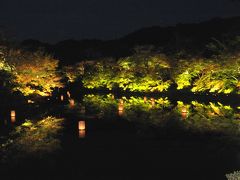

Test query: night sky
[0,0,240,43]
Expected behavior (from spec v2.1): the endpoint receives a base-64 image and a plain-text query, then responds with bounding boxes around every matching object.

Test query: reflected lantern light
[69,99,75,107]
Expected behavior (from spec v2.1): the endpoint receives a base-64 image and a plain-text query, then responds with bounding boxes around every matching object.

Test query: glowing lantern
[118,104,124,116]
[112,95,115,100]
[67,91,71,98]
[118,104,124,111]
[11,116,16,123]
[79,121,86,130]
[78,121,86,138]
[11,110,16,117]
[181,107,188,120]
[69,99,75,107]
[144,96,147,103]
[181,112,188,120]
[60,95,64,101]
[150,98,155,107]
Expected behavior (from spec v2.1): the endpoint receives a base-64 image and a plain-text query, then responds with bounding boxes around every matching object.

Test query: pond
[1,93,240,180]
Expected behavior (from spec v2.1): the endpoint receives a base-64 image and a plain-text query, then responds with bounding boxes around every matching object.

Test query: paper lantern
[118,104,124,111]
[181,107,188,119]
[78,121,86,130]
[150,98,155,107]
[69,99,75,107]
[182,112,188,120]
[118,104,124,116]
[78,121,86,138]
[11,110,16,117]
[60,95,64,101]
[144,96,147,103]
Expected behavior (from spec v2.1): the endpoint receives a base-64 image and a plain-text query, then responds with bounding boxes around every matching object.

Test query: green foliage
[81,53,172,92]
[82,94,240,136]
[174,56,240,94]
[0,116,64,163]
[82,60,116,90]
[177,101,240,135]
[78,49,240,95]
[83,94,118,118]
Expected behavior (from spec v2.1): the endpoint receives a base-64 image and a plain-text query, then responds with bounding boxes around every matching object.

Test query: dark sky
[0,0,240,43]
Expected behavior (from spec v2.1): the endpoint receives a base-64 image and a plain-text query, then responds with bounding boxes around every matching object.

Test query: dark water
[1,94,240,180]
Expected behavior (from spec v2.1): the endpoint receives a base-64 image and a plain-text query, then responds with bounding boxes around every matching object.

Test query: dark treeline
[20,16,240,65]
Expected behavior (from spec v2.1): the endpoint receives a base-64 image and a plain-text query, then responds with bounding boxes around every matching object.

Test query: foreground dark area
[0,92,240,180]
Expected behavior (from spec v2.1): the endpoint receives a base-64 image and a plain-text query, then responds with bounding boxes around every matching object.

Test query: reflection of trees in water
[83,94,240,136]
[0,116,63,164]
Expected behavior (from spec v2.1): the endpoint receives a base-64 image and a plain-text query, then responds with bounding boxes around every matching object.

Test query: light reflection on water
[0,93,239,179]
[70,94,240,179]
[69,99,75,108]
[80,94,240,136]
[10,116,16,123]
[1,94,239,138]
[79,130,86,138]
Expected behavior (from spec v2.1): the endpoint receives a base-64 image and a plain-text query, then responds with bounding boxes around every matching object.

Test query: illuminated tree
[83,60,116,90]
[112,53,172,92]
[174,56,240,94]
[6,50,63,96]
